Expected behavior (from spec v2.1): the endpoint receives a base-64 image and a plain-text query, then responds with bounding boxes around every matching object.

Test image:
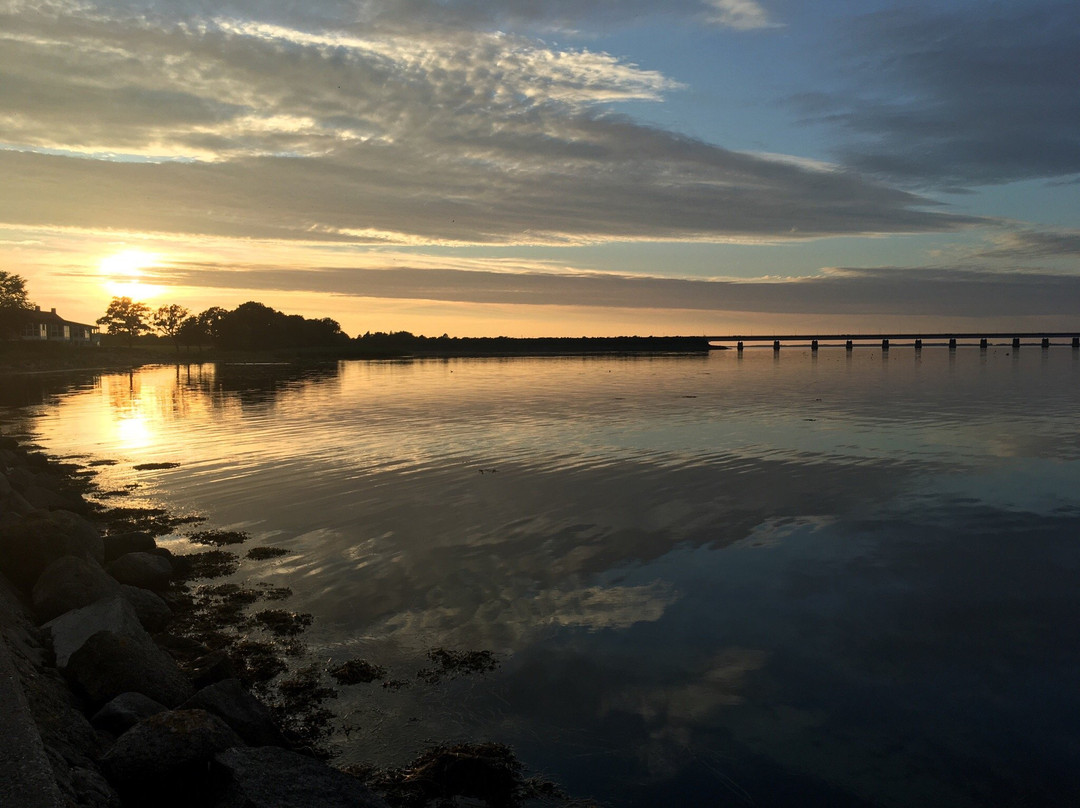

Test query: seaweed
[253,608,313,636]
[416,649,500,684]
[175,549,240,580]
[132,461,181,470]
[97,505,204,537]
[329,659,387,685]
[187,529,251,546]
[246,546,291,560]
[347,742,584,808]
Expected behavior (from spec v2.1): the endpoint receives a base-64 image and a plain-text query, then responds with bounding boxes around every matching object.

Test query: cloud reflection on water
[8,349,1080,806]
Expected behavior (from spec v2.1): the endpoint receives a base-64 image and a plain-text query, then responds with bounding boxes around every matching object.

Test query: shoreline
[0,337,717,375]
[0,421,590,807]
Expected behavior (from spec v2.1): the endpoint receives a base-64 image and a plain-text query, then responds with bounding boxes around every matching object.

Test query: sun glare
[98,249,166,299]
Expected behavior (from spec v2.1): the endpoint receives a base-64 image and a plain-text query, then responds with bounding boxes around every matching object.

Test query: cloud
[977,230,1080,260]
[800,1,1080,188]
[0,0,974,245]
[149,262,1080,318]
[702,0,776,30]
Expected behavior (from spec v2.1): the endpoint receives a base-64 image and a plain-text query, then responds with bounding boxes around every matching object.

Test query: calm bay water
[4,348,1080,807]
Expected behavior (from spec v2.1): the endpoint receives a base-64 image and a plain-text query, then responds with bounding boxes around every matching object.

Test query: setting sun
[98,249,166,299]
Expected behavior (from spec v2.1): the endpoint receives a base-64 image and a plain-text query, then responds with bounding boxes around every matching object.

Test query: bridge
[707,332,1080,351]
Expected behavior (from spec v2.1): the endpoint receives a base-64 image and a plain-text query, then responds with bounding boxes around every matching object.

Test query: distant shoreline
[0,335,717,375]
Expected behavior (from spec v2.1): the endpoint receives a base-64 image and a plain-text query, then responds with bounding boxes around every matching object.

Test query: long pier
[707,333,1080,351]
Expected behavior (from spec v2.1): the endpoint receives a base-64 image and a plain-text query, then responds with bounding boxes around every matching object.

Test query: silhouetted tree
[152,303,189,351]
[176,315,207,351]
[213,302,346,350]
[197,307,228,346]
[97,296,151,346]
[0,270,34,338]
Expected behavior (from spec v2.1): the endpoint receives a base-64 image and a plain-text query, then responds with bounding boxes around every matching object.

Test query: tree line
[97,297,347,351]
[0,270,34,338]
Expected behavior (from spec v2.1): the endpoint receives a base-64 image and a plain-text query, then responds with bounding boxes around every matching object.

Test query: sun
[98,249,166,299]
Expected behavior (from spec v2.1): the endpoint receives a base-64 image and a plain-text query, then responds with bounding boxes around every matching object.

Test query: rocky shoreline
[0,416,589,808]
[0,426,395,807]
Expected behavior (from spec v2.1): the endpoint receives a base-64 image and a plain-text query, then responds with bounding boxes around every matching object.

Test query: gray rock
[64,630,195,708]
[22,485,86,513]
[91,692,168,736]
[0,470,11,496]
[32,556,121,623]
[119,585,173,632]
[100,709,243,798]
[103,532,156,563]
[0,489,35,517]
[5,466,37,491]
[107,552,173,590]
[181,679,284,747]
[187,650,236,690]
[45,597,147,668]
[0,509,103,588]
[213,746,389,808]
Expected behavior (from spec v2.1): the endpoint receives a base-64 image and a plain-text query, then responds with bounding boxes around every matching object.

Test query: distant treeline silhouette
[353,331,710,354]
[181,302,347,351]
[97,296,710,355]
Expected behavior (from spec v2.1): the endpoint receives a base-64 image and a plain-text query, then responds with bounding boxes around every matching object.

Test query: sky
[2,0,1079,337]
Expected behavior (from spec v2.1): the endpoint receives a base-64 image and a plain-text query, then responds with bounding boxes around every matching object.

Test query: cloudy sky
[3,0,1078,336]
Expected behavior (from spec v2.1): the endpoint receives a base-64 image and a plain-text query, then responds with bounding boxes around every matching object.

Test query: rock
[32,555,121,623]
[180,679,284,747]
[91,692,169,736]
[119,585,173,632]
[100,709,243,801]
[187,650,236,690]
[0,470,10,496]
[213,746,389,808]
[64,630,195,708]
[107,552,173,590]
[155,634,211,665]
[0,488,34,517]
[0,509,103,589]
[103,532,156,563]
[22,485,87,513]
[45,596,147,668]
[5,466,37,491]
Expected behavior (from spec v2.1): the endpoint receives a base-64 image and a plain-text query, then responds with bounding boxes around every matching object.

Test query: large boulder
[21,485,87,513]
[91,692,169,736]
[31,555,121,623]
[180,679,284,747]
[0,487,34,517]
[64,630,195,708]
[0,509,103,588]
[100,709,243,802]
[186,650,236,690]
[119,585,173,632]
[45,596,146,668]
[212,746,389,808]
[107,552,173,590]
[103,532,157,563]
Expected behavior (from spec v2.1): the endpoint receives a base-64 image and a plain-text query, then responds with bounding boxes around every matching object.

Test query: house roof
[10,307,98,330]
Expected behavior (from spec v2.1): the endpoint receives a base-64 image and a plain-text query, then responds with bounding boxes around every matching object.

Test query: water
[4,348,1080,806]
